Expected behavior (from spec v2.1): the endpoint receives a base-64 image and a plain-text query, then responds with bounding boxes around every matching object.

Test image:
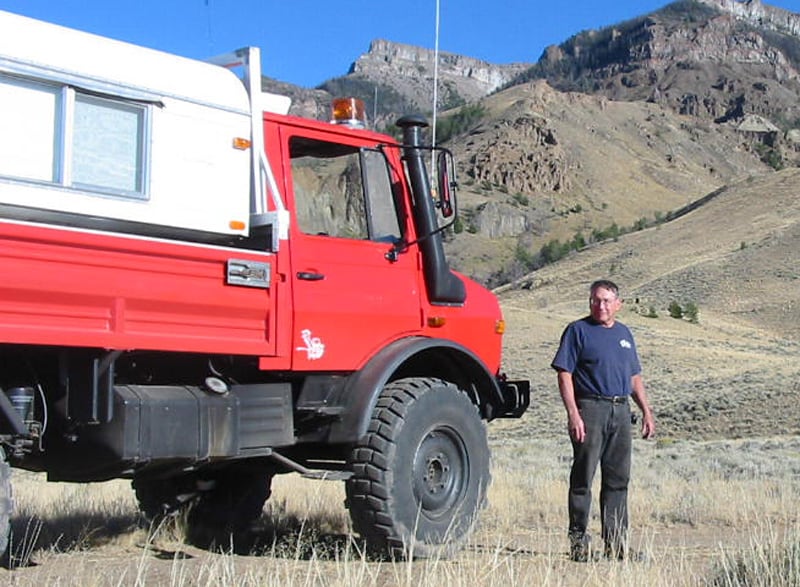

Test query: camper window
[0,74,149,199]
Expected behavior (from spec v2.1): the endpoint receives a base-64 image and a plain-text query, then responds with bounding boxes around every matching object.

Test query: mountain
[263,39,529,129]
[442,79,768,285]
[263,0,800,289]
[519,0,800,162]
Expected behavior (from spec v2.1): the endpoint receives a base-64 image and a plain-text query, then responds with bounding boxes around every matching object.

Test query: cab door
[281,130,423,370]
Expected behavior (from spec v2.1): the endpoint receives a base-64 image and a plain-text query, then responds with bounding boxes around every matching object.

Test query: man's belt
[577,394,629,404]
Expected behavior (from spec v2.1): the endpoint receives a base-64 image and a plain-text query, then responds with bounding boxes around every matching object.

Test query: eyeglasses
[589,297,617,307]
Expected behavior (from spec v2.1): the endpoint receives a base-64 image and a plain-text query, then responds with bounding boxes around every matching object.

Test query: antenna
[429,0,441,183]
[432,0,440,150]
[205,0,214,55]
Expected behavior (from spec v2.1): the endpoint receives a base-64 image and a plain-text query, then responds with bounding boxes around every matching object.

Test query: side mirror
[436,150,456,219]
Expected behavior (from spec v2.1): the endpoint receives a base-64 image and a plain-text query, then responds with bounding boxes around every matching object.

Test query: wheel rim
[412,425,468,518]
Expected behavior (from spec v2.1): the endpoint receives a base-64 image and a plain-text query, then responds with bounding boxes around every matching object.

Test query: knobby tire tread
[346,377,489,559]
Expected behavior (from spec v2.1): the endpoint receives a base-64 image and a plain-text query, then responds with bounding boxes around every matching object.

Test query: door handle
[297,271,325,281]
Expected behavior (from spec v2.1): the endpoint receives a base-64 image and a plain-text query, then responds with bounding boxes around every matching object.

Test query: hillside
[444,79,770,284]
[520,2,800,111]
[519,0,800,163]
[495,168,800,441]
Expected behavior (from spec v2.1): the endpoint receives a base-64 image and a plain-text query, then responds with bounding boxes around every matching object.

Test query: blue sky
[2,0,800,88]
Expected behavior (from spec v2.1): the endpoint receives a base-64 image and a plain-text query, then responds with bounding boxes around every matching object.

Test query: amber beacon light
[331,97,367,128]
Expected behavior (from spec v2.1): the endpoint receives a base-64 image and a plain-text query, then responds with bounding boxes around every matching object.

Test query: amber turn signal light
[331,97,366,128]
[427,316,447,328]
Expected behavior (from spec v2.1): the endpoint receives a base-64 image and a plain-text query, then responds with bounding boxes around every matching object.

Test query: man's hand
[557,370,585,442]
[640,410,655,439]
[631,375,655,440]
[568,412,586,443]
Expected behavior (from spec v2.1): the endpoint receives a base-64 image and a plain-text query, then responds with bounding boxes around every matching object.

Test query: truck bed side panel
[0,221,276,356]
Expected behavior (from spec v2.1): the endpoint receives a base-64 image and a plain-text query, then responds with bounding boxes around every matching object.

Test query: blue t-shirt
[551,317,641,398]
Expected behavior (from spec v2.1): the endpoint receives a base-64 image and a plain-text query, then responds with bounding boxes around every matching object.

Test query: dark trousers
[568,397,632,550]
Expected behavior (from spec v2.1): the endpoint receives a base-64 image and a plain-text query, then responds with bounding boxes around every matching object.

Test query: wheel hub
[413,428,467,516]
[423,451,449,493]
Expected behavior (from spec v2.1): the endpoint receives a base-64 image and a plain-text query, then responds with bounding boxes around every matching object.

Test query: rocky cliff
[349,39,528,110]
[264,38,530,128]
[701,0,800,35]
[527,0,800,126]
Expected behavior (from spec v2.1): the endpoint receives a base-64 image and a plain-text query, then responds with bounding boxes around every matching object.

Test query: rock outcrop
[526,0,800,145]
[700,0,800,36]
[465,113,570,196]
[348,39,529,111]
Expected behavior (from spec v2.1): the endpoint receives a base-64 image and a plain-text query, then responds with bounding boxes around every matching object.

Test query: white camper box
[0,10,256,239]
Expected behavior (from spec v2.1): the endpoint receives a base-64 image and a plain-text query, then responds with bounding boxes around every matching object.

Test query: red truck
[0,10,529,558]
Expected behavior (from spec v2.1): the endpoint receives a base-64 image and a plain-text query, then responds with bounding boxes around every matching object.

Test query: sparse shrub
[754,143,784,171]
[655,437,675,448]
[592,222,621,243]
[512,193,529,206]
[684,301,699,324]
[669,301,684,319]
[539,239,571,264]
[452,216,464,234]
[436,103,487,142]
[514,244,536,270]
[645,305,658,318]
[438,81,467,111]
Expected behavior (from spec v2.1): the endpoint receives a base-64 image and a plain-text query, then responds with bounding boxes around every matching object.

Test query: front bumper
[495,378,530,418]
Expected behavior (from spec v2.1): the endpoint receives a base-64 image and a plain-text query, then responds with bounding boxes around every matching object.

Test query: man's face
[589,286,621,326]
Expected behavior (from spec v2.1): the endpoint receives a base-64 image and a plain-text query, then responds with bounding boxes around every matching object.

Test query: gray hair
[589,279,619,298]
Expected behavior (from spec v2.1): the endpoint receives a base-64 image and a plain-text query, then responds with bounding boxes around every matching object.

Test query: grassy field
[2,433,799,586]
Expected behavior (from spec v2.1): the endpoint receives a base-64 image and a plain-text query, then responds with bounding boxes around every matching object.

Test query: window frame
[360,146,403,244]
[288,135,403,244]
[0,72,151,200]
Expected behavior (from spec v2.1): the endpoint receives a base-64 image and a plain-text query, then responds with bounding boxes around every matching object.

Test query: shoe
[569,533,591,562]
[604,543,647,562]
[603,542,624,561]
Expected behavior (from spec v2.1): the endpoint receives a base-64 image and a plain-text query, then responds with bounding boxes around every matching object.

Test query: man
[551,279,655,562]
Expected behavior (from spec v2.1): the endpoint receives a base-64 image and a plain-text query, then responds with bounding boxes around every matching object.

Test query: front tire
[346,377,490,559]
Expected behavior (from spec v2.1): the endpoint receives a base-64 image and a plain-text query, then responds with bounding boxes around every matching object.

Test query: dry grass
[2,435,799,586]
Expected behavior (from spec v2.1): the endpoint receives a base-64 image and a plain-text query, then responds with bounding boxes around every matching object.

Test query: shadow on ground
[5,512,140,569]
